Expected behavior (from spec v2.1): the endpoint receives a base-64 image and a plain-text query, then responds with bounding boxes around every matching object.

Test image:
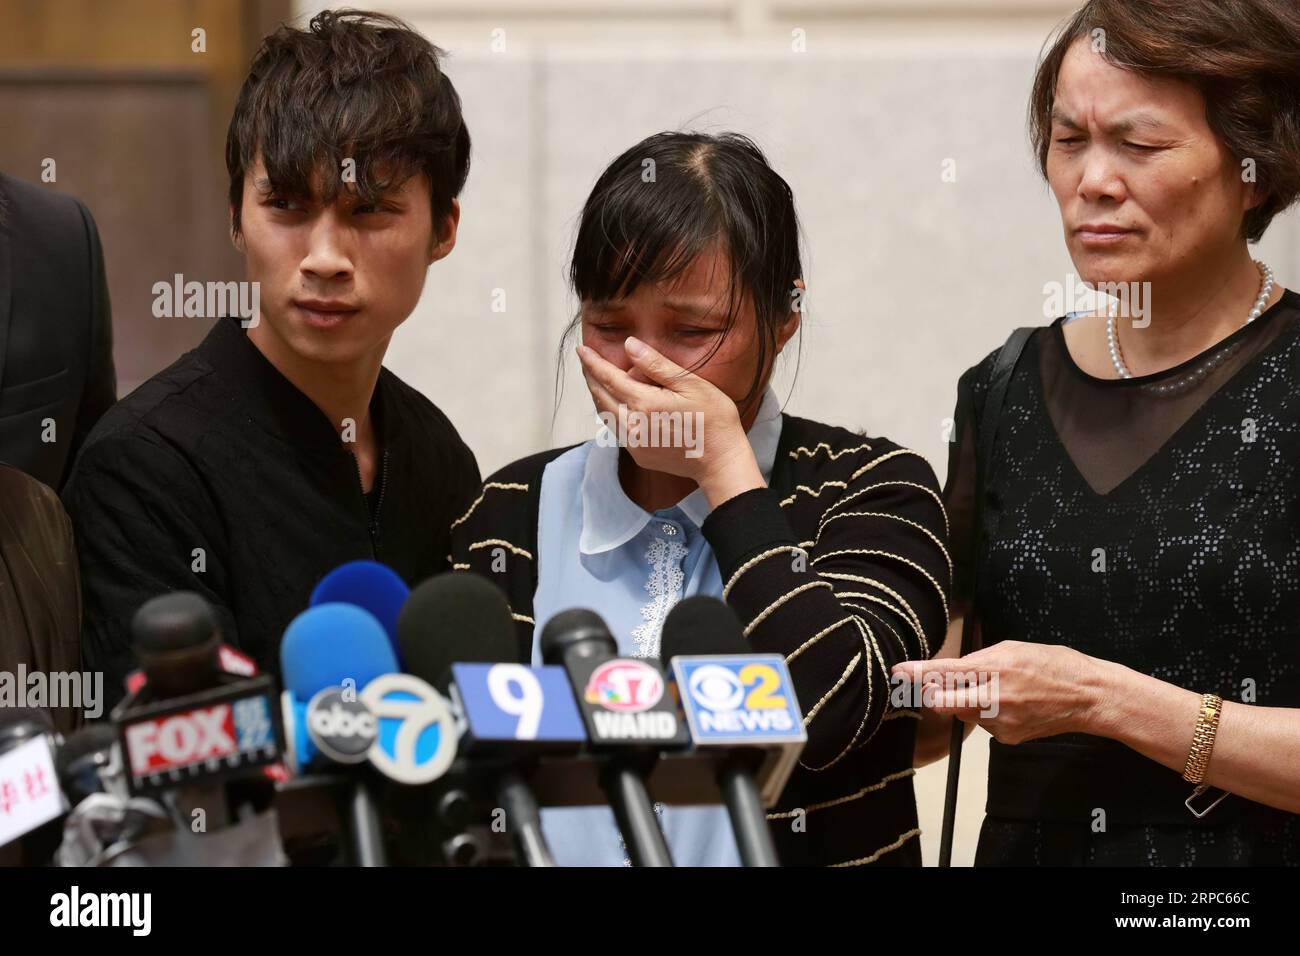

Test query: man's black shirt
[63,316,480,709]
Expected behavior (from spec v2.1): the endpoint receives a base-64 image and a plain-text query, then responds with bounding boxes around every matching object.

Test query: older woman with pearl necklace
[899,0,1300,865]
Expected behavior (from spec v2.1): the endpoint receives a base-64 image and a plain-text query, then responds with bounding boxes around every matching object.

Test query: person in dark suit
[0,171,116,492]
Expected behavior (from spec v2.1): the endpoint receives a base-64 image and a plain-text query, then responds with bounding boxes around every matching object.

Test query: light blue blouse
[531,388,784,866]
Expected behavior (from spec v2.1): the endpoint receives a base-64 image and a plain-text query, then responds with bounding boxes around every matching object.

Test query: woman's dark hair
[226,8,470,237]
[561,131,804,413]
[1029,0,1300,243]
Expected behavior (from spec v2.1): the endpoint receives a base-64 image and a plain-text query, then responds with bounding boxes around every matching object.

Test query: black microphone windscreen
[660,595,748,662]
[538,607,616,665]
[131,591,219,655]
[396,572,517,691]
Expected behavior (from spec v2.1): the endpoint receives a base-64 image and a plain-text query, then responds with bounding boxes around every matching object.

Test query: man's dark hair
[225,8,470,237]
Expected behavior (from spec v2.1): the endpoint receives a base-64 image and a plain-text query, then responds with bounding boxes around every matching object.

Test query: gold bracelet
[1182,693,1224,784]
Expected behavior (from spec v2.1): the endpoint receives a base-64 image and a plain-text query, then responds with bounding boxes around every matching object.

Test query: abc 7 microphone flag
[301,674,457,784]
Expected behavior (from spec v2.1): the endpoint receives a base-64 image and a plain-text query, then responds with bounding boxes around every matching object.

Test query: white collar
[578,387,784,555]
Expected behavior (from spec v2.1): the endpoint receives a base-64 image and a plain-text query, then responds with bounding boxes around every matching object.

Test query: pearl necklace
[1106,260,1275,380]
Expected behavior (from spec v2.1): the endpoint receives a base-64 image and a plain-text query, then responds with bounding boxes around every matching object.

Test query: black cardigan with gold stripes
[449,413,951,867]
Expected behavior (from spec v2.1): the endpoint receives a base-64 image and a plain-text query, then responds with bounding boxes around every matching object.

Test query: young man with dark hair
[63,10,479,708]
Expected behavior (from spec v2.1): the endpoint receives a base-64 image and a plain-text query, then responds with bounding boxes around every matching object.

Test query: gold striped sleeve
[846,601,912,658]
[818,479,950,538]
[815,509,953,582]
[765,768,914,818]
[812,548,950,635]
[828,828,921,867]
[778,480,848,507]
[799,651,862,730]
[849,615,892,751]
[788,441,873,461]
[466,538,533,561]
[847,447,932,483]
[740,580,835,638]
[790,611,891,770]
[784,615,859,666]
[451,481,530,530]
[816,571,927,651]
[722,545,807,600]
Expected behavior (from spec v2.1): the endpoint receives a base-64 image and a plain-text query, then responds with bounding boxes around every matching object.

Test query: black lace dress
[946,289,1300,866]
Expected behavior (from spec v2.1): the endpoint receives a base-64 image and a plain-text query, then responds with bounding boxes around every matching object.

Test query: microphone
[129,591,224,701]
[398,571,519,690]
[280,602,398,768]
[123,644,259,699]
[0,708,69,864]
[112,593,284,847]
[5,713,164,867]
[660,596,806,867]
[280,599,461,864]
[540,608,687,867]
[3,712,156,868]
[279,602,400,865]
[50,723,168,867]
[397,573,580,866]
[55,723,120,805]
[310,560,410,665]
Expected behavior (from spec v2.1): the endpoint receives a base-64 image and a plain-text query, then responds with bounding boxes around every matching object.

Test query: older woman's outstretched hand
[577,336,766,508]
[892,641,1116,745]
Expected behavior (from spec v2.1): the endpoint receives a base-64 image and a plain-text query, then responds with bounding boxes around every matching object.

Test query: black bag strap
[938,326,1035,866]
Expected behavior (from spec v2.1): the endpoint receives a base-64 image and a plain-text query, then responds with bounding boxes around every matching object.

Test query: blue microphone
[281,603,397,768]
[281,603,397,700]
[310,560,410,665]
[279,602,398,865]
